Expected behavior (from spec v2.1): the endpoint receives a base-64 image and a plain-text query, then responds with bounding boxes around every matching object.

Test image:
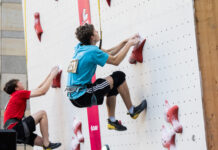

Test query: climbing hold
[72,136,80,150]
[106,0,111,6]
[73,118,84,143]
[52,70,62,88]
[165,100,183,133]
[71,118,83,150]
[162,125,176,150]
[129,36,146,64]
[34,12,43,41]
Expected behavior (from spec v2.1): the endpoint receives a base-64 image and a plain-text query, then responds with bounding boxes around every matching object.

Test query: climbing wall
[22,0,207,150]
[22,0,90,149]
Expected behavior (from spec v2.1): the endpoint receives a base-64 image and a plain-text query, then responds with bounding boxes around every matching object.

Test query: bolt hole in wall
[23,0,207,150]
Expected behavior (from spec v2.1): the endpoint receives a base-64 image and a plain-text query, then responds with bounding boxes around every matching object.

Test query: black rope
[99,39,102,49]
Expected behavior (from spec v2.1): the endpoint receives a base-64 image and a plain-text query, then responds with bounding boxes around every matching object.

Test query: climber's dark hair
[75,23,94,45]
[3,79,19,95]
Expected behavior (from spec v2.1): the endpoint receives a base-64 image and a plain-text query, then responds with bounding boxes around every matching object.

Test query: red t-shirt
[3,90,31,129]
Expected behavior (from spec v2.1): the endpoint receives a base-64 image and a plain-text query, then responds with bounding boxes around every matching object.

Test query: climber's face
[91,29,100,44]
[15,81,25,91]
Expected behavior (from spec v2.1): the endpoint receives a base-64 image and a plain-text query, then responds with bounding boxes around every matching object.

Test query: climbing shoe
[107,119,127,131]
[43,142,61,150]
[128,99,147,119]
[102,144,110,150]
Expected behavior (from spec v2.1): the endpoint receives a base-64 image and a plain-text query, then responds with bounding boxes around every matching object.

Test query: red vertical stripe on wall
[77,1,102,150]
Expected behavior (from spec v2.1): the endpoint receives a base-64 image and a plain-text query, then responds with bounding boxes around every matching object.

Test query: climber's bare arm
[106,38,139,66]
[30,66,59,98]
[101,34,139,56]
[101,39,128,56]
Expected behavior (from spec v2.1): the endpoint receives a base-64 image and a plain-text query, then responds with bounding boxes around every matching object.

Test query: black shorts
[71,78,118,108]
[12,116,37,146]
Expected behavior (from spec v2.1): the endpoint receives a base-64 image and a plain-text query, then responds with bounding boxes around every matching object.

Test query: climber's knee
[110,71,126,89]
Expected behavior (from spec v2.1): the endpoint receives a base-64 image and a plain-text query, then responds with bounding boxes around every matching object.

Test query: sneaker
[128,99,147,119]
[102,144,110,150]
[43,142,61,150]
[107,119,127,131]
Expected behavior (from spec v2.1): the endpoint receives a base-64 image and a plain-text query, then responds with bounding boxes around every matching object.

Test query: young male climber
[3,66,61,150]
[66,23,147,131]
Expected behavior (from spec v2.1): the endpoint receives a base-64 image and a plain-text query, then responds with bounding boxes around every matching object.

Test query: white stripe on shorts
[86,81,109,93]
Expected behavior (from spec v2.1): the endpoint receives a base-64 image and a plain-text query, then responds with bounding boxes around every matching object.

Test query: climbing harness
[66,85,98,107]
[4,118,31,144]
[3,118,19,129]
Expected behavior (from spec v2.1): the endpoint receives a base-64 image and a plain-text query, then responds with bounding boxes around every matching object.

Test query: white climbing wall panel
[22,0,90,150]
[22,0,207,150]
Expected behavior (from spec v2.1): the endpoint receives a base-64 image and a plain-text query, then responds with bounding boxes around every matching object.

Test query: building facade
[0,0,31,149]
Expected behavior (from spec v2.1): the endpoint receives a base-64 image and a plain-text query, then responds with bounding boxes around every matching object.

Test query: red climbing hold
[106,0,111,6]
[162,125,176,150]
[34,12,43,41]
[72,136,80,150]
[165,100,183,133]
[73,118,84,143]
[52,70,62,88]
[129,37,146,64]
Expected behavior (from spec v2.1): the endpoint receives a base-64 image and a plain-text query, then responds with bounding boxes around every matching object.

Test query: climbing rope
[97,0,103,49]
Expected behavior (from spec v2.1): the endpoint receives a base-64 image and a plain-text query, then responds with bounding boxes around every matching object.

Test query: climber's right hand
[127,37,140,46]
[50,66,59,78]
[128,33,140,41]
